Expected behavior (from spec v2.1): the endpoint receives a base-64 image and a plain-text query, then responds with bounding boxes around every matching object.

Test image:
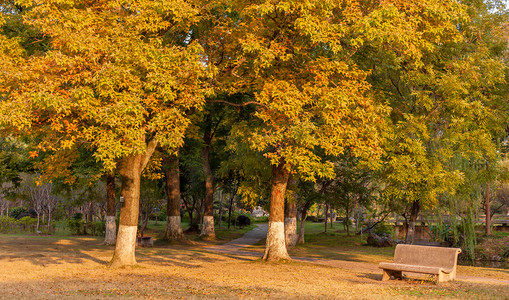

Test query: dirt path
[204,224,509,286]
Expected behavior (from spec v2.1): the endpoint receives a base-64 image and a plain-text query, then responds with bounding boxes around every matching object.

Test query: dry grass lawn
[0,233,508,299]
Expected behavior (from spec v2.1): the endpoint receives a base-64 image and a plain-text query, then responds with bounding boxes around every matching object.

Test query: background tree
[22,174,56,232]
[355,0,509,243]
[162,153,185,241]
[1,0,210,267]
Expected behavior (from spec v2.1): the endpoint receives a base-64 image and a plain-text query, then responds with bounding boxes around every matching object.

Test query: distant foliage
[72,213,83,220]
[67,219,105,236]
[8,206,27,219]
[373,223,394,237]
[0,216,37,233]
[67,219,84,235]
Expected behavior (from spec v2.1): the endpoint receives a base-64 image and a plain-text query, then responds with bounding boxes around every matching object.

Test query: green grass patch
[286,222,394,264]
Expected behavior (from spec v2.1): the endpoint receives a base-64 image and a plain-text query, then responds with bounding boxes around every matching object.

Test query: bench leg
[382,270,403,281]
[436,273,442,284]
[382,269,390,281]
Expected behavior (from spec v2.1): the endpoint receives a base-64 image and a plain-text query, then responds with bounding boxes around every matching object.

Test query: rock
[367,233,396,247]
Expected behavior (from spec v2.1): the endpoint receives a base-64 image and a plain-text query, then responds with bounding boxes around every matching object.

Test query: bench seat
[379,262,452,275]
[379,244,461,283]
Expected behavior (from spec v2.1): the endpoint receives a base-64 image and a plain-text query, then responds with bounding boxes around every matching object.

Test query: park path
[204,223,268,256]
[204,224,509,286]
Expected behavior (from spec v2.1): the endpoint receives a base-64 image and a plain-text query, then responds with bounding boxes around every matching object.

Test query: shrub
[18,216,37,232]
[342,218,352,227]
[68,219,105,236]
[91,221,106,236]
[72,213,83,220]
[306,216,317,222]
[373,222,393,236]
[0,216,37,233]
[254,216,269,223]
[9,207,27,219]
[155,204,167,221]
[67,219,84,235]
[0,217,17,233]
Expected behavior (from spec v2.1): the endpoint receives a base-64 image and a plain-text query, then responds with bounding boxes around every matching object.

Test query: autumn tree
[355,0,509,243]
[1,0,209,266]
[211,1,387,261]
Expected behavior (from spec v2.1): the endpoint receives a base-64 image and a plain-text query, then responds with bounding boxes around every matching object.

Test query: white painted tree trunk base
[110,225,137,267]
[104,216,117,245]
[284,217,298,247]
[200,215,215,238]
[263,221,290,261]
[165,216,184,241]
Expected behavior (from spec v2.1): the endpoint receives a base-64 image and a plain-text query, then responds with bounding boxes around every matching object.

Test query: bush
[253,216,269,223]
[68,219,105,236]
[306,216,317,222]
[18,216,37,232]
[0,216,37,233]
[72,213,83,220]
[9,207,27,219]
[91,221,106,236]
[342,218,352,227]
[373,222,393,236]
[155,204,167,221]
[67,219,84,235]
[0,216,17,233]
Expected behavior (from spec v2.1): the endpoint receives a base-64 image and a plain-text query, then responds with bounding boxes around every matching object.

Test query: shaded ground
[0,228,508,299]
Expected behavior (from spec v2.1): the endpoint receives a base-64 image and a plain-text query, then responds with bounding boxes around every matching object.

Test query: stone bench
[136,236,154,247]
[379,244,461,283]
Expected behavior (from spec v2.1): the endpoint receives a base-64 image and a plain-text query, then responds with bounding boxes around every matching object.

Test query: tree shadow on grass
[358,272,383,281]
[0,236,110,266]
[0,249,108,266]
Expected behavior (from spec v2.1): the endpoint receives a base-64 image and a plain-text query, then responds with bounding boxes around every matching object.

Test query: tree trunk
[218,190,223,229]
[228,194,234,230]
[284,194,298,248]
[263,161,291,261]
[47,211,52,232]
[297,200,311,245]
[110,139,157,267]
[104,173,117,245]
[485,182,491,235]
[36,213,40,232]
[86,202,93,223]
[140,211,149,237]
[284,177,298,247]
[200,141,215,238]
[330,206,334,228]
[110,154,143,267]
[163,155,185,241]
[324,202,328,233]
[345,204,350,236]
[406,201,420,244]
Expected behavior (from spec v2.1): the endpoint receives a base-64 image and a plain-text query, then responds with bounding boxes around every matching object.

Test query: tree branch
[207,99,265,108]
[140,138,158,171]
